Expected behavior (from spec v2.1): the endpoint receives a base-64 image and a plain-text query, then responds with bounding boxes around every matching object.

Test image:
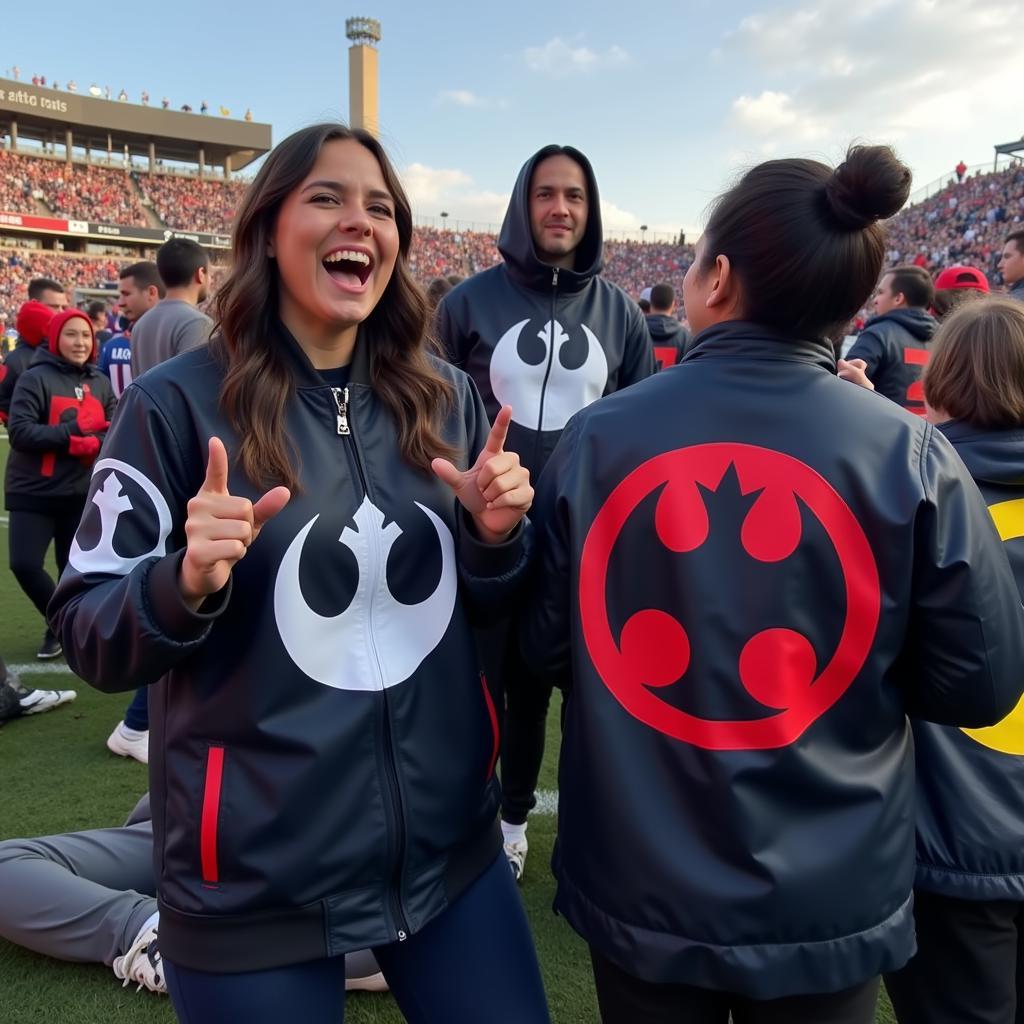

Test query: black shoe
[0,682,22,725]
[37,630,62,660]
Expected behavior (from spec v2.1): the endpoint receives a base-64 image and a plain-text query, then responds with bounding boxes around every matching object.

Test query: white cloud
[731,90,827,144]
[721,0,1021,183]
[436,89,508,110]
[402,163,508,226]
[523,37,629,77]
[438,89,487,108]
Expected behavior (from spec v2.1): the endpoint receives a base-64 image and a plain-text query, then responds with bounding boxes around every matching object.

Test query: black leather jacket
[50,324,532,973]
[521,320,1024,998]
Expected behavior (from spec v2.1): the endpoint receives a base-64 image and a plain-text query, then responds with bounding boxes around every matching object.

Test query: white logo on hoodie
[490,318,609,432]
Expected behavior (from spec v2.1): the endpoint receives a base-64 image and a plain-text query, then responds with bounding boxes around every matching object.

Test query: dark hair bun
[824,145,912,230]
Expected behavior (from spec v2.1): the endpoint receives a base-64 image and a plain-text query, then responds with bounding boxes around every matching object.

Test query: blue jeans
[164,853,550,1024]
[123,687,148,732]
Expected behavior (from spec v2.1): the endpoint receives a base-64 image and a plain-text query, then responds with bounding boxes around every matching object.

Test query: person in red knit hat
[0,300,57,425]
[5,309,116,659]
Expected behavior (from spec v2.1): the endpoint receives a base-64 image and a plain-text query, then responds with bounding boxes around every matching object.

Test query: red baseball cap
[933,266,990,293]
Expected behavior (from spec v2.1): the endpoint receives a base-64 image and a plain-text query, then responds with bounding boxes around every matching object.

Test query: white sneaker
[504,837,528,884]
[113,924,165,994]
[17,686,76,716]
[345,971,389,992]
[107,722,149,765]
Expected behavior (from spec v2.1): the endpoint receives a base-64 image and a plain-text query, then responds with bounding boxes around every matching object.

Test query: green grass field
[0,437,897,1023]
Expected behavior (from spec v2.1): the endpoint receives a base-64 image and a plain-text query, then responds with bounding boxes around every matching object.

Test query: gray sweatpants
[0,818,156,966]
[0,795,380,979]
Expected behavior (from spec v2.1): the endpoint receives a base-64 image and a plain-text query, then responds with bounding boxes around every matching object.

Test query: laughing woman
[50,124,548,1024]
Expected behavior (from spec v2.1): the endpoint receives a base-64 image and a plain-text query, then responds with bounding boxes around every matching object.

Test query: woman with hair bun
[522,147,1024,1023]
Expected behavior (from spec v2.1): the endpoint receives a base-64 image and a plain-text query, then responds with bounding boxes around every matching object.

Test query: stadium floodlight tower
[346,16,381,137]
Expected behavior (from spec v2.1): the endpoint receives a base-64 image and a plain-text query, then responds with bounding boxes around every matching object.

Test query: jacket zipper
[329,385,409,942]
[532,266,559,470]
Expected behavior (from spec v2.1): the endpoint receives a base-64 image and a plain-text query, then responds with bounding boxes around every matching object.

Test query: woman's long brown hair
[212,123,456,491]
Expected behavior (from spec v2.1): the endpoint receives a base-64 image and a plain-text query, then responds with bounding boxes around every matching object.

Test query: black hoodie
[846,307,937,412]
[645,313,692,369]
[912,419,1024,901]
[436,145,654,478]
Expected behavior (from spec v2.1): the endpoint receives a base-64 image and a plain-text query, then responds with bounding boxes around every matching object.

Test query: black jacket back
[646,313,691,369]
[912,419,1024,901]
[521,321,1024,998]
[846,308,936,412]
[436,145,654,479]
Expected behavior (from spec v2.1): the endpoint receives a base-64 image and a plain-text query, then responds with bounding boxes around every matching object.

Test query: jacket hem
[553,864,916,999]
[915,863,1024,902]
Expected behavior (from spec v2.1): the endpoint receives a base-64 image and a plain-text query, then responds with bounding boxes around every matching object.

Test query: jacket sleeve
[617,303,656,389]
[434,294,465,367]
[845,328,886,378]
[900,425,1024,726]
[517,417,578,685]
[0,358,19,420]
[453,374,533,623]
[7,371,74,452]
[48,382,230,693]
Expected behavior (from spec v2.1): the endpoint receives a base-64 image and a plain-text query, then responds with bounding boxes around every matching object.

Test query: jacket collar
[272,319,372,389]
[681,320,836,372]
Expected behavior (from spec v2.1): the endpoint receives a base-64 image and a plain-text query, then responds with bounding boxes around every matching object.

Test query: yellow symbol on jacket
[962,497,1024,755]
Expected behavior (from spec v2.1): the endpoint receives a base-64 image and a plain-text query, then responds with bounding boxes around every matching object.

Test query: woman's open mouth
[322,247,375,290]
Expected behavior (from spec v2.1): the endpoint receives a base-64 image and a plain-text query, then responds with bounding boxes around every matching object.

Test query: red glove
[75,404,109,434]
[68,434,101,464]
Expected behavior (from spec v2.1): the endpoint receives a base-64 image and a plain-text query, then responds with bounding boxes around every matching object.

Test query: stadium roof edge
[0,78,271,171]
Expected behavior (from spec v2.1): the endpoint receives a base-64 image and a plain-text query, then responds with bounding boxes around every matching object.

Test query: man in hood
[436,145,654,885]
[645,283,692,369]
[846,265,937,414]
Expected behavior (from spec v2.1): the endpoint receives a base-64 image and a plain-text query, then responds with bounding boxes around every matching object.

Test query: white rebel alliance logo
[69,459,173,576]
[274,496,457,691]
[490,318,609,432]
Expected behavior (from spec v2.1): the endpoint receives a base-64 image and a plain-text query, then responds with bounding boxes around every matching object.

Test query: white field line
[11,662,75,676]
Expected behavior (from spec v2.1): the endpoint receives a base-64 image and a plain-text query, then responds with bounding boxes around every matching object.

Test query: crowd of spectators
[0,152,148,225]
[884,163,1024,282]
[3,156,1023,330]
[0,249,120,331]
[140,174,248,234]
[603,240,695,297]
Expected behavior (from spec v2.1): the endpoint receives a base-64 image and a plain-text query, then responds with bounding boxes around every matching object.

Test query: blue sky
[4,0,1019,238]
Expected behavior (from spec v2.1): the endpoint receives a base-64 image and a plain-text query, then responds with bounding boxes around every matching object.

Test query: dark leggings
[885,889,1024,1024]
[8,501,85,620]
[590,948,880,1024]
[163,853,550,1024]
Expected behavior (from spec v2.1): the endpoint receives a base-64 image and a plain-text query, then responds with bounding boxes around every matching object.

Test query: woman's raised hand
[431,406,533,544]
[179,437,291,604]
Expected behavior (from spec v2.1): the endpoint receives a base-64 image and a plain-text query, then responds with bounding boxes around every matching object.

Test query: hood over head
[497,144,603,293]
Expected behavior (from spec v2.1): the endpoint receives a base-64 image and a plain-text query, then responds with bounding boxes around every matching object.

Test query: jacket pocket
[481,673,500,780]
[200,744,226,888]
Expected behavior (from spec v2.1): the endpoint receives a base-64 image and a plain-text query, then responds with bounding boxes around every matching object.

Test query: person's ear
[705,254,733,310]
